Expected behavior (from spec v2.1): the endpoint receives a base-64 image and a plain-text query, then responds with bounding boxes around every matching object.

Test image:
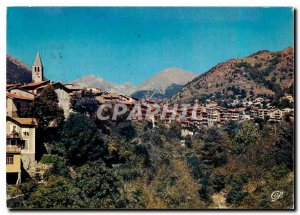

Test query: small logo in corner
[271,191,284,202]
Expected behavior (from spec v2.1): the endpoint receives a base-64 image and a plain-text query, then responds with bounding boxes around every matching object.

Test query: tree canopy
[70,89,98,116]
[30,85,64,129]
[61,113,109,166]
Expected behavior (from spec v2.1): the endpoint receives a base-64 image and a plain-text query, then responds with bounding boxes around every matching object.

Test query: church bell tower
[32,52,44,82]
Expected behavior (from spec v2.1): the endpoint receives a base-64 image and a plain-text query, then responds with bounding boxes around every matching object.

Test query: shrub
[40,155,59,164]
[226,186,248,206]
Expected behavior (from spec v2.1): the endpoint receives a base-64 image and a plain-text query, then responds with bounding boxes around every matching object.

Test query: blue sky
[7,7,294,86]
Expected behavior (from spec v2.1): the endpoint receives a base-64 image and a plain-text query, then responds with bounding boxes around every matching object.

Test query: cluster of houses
[176,102,293,130]
[124,98,293,138]
[6,52,294,184]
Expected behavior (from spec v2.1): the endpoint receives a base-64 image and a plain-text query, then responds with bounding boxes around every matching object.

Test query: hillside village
[5,6,295,209]
[6,49,294,210]
[6,51,294,185]
[6,52,294,189]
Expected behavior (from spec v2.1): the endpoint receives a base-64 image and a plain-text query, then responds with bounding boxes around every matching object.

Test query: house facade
[6,132,22,184]
[6,117,38,181]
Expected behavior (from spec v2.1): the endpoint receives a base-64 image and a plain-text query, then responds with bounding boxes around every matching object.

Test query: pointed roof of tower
[33,52,43,67]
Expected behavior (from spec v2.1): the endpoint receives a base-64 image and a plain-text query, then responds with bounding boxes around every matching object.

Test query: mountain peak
[72,68,197,100]
[72,74,136,95]
[131,68,197,100]
[138,68,197,92]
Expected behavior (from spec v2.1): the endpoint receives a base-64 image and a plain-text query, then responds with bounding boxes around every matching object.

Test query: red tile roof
[21,80,50,88]
[7,93,34,101]
[67,86,82,91]
[119,100,133,105]
[6,84,21,90]
[103,94,119,99]
[95,97,107,104]
[12,118,38,126]
[8,87,36,95]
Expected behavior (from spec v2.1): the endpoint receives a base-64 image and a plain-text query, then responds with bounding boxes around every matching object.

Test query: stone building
[32,52,44,83]
[20,51,78,118]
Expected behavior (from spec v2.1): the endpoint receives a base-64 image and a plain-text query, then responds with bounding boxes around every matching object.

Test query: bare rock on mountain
[72,74,136,95]
[72,68,197,99]
[132,68,197,99]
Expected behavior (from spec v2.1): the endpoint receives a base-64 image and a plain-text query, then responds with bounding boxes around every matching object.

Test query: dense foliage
[70,89,98,116]
[28,85,64,129]
[60,113,109,166]
[7,110,294,209]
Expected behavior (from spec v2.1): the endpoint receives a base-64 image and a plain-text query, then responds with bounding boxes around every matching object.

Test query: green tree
[189,127,229,204]
[61,113,109,166]
[286,84,294,95]
[25,176,85,209]
[224,120,241,138]
[200,141,228,168]
[271,98,292,109]
[43,156,70,179]
[210,173,225,192]
[71,89,98,116]
[232,122,259,155]
[273,122,294,170]
[75,161,125,208]
[142,128,163,147]
[241,89,247,99]
[185,135,193,148]
[168,122,182,139]
[279,98,292,109]
[117,121,136,141]
[30,85,64,129]
[226,185,248,206]
[253,117,265,130]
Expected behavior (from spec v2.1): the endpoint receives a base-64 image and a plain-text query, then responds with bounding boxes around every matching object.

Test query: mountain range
[72,68,197,98]
[6,55,196,98]
[6,47,294,102]
[72,74,136,95]
[131,68,197,99]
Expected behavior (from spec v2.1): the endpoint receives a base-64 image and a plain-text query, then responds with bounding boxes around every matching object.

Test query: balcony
[6,131,22,139]
[6,145,21,153]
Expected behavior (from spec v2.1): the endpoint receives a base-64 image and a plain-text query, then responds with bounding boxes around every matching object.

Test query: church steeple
[32,52,44,82]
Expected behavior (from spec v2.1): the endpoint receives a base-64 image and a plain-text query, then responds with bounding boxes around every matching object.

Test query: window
[6,155,14,164]
[10,139,16,146]
[24,140,29,150]
[23,128,30,136]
